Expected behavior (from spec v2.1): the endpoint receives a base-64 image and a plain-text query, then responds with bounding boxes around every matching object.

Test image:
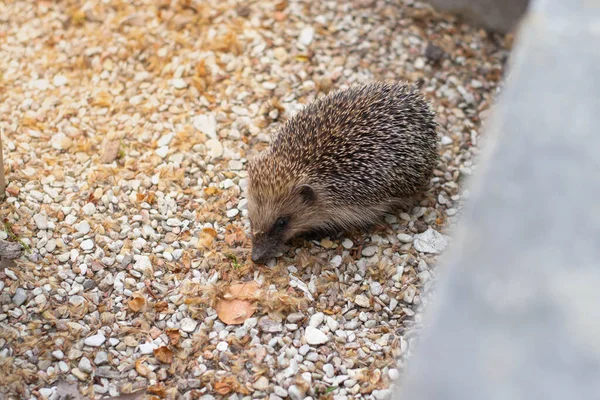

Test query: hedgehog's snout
[250,235,276,264]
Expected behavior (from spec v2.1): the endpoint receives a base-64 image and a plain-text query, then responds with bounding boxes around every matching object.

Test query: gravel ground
[0,0,511,399]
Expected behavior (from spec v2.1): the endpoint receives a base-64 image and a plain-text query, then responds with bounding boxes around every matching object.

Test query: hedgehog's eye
[275,217,289,230]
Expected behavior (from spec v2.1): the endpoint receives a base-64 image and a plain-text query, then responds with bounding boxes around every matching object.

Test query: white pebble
[298,26,315,46]
[304,326,329,345]
[216,341,228,352]
[139,342,157,354]
[82,203,96,215]
[80,239,94,251]
[226,209,239,218]
[330,255,342,267]
[396,233,413,243]
[413,228,449,254]
[354,294,370,308]
[180,317,198,333]
[75,221,90,234]
[84,334,106,347]
[193,114,217,139]
[309,312,324,328]
[155,146,169,158]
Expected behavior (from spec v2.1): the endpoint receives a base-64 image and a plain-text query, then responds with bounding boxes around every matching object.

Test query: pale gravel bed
[0,0,510,399]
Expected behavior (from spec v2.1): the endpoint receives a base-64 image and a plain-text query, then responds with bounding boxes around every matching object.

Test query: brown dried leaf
[128,295,146,312]
[135,359,150,377]
[99,139,121,163]
[154,346,173,364]
[154,301,169,312]
[216,281,260,325]
[147,384,166,397]
[165,328,181,346]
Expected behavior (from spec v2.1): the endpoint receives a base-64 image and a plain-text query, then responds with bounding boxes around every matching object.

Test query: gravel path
[0,0,510,399]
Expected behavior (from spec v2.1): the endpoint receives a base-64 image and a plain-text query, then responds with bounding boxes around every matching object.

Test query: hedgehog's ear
[296,184,316,204]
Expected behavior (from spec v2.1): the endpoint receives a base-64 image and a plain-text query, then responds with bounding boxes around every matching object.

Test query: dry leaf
[154,346,174,364]
[165,328,181,346]
[224,227,247,247]
[100,139,121,163]
[214,380,233,395]
[216,281,260,325]
[147,384,167,397]
[135,359,150,377]
[154,301,169,312]
[128,295,146,312]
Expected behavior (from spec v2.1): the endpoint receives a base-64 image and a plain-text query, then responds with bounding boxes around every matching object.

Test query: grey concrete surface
[392,0,600,399]
[425,0,530,33]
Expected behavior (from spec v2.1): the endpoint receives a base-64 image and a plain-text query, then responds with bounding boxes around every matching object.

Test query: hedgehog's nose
[251,247,267,264]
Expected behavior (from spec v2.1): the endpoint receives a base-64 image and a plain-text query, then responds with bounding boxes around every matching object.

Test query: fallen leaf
[204,186,220,196]
[224,227,247,247]
[154,301,169,312]
[216,281,260,325]
[128,295,146,312]
[165,328,181,346]
[147,384,166,397]
[135,359,150,377]
[214,380,233,395]
[154,346,174,364]
[99,139,121,163]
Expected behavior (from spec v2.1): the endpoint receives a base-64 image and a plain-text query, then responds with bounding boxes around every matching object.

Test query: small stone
[323,363,335,378]
[396,233,413,243]
[226,209,239,218]
[79,357,93,373]
[180,318,198,333]
[12,288,27,306]
[33,213,48,230]
[157,133,174,147]
[326,317,339,332]
[216,341,228,352]
[287,313,304,323]
[274,386,288,397]
[259,317,283,333]
[309,312,324,328]
[205,138,223,158]
[71,368,88,381]
[288,385,305,400]
[304,326,329,345]
[342,239,353,249]
[133,255,152,272]
[82,203,96,215]
[139,342,157,354]
[166,218,182,227]
[253,376,269,391]
[354,294,370,308]
[156,146,169,158]
[425,43,445,62]
[330,255,342,267]
[39,388,55,398]
[94,351,109,365]
[171,78,188,89]
[389,368,400,380]
[53,74,68,86]
[373,389,392,400]
[361,246,377,257]
[298,26,315,46]
[52,350,64,360]
[413,228,448,254]
[75,221,90,234]
[80,239,94,251]
[441,136,453,145]
[369,282,383,296]
[193,114,217,139]
[34,294,47,306]
[84,333,106,347]
[51,132,73,150]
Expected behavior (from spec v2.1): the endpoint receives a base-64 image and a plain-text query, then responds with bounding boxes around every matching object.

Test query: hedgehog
[246,81,438,264]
